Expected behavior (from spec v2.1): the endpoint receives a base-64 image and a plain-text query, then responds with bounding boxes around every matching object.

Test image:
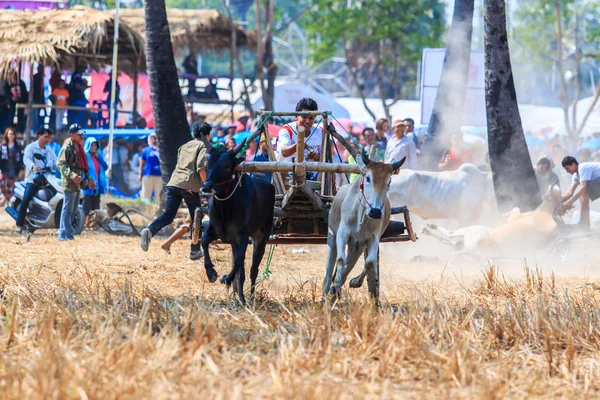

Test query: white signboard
[420,48,486,127]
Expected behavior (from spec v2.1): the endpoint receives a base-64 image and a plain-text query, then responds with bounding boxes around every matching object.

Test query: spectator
[139,133,162,203]
[51,79,69,132]
[16,128,57,234]
[0,77,9,132]
[103,71,122,127]
[57,124,95,241]
[404,118,422,154]
[226,138,237,150]
[0,127,24,203]
[124,162,142,194]
[375,118,390,144]
[536,157,560,195]
[103,140,128,189]
[212,126,226,143]
[236,114,251,133]
[82,137,108,226]
[7,71,28,133]
[363,127,385,162]
[68,61,88,128]
[250,137,272,183]
[384,119,417,169]
[31,65,45,133]
[46,130,62,158]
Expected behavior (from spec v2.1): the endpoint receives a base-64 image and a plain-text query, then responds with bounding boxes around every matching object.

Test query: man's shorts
[587,179,600,201]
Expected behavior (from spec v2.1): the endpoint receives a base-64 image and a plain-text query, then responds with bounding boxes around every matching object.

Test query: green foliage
[304,0,445,64]
[511,0,600,71]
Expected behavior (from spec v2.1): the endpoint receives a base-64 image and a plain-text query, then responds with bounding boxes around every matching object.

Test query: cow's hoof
[349,276,363,288]
[205,267,218,283]
[220,274,228,284]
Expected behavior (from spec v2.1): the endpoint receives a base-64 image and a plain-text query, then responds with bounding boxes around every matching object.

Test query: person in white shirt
[384,119,417,169]
[277,97,323,162]
[561,156,600,228]
[276,98,322,181]
[16,128,58,234]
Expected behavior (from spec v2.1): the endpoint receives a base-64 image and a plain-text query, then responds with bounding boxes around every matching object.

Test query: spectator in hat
[250,136,272,183]
[57,124,95,240]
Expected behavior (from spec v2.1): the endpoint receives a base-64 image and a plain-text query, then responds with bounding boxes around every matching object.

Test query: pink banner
[89,72,154,128]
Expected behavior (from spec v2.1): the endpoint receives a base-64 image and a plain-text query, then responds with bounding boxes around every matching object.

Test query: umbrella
[525,135,544,147]
[580,138,600,152]
[232,130,253,143]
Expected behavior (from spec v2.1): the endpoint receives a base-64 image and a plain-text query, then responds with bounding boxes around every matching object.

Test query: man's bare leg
[162,225,190,253]
[579,191,591,229]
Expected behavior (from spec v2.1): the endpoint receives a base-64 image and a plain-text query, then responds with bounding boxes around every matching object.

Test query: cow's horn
[232,138,246,156]
[392,157,406,171]
[360,146,371,166]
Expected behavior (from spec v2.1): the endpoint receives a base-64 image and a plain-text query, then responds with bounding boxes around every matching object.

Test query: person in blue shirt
[250,136,272,183]
[82,137,108,226]
[139,132,162,203]
[103,72,122,128]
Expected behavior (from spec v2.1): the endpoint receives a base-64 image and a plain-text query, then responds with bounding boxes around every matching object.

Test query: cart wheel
[192,207,202,245]
[403,207,417,242]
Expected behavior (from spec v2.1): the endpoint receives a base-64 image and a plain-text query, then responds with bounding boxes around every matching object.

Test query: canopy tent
[118,8,254,55]
[0,6,145,77]
[252,83,350,119]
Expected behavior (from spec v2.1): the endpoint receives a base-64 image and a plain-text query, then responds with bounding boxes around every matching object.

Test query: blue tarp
[580,138,600,152]
[84,129,155,142]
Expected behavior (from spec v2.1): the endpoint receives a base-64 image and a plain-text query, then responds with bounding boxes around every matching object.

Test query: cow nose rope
[214,174,243,201]
[359,175,373,209]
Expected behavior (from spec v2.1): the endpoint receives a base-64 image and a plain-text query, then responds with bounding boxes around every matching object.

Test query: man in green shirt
[57,124,95,241]
[140,122,209,260]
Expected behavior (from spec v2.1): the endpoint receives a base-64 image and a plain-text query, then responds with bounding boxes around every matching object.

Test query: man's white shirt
[384,135,417,169]
[276,122,323,163]
[572,162,600,186]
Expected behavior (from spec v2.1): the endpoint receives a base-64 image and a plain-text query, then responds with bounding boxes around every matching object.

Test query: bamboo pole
[255,110,326,117]
[236,161,361,174]
[132,60,139,126]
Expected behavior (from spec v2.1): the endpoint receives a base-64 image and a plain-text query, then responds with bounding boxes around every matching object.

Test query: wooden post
[320,113,329,196]
[229,20,236,123]
[294,125,306,181]
[24,64,34,144]
[260,117,285,194]
[132,60,139,127]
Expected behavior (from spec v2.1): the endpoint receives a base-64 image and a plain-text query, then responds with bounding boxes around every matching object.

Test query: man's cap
[69,124,85,135]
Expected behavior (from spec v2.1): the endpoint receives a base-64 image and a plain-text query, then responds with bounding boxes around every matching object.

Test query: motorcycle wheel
[72,207,86,236]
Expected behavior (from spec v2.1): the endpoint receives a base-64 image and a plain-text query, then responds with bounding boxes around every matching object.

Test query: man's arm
[138,159,145,181]
[564,181,587,208]
[196,145,207,183]
[23,145,36,172]
[281,143,299,158]
[562,184,577,202]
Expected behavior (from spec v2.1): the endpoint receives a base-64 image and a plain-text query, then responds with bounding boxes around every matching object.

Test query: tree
[145,0,191,183]
[305,0,445,122]
[511,0,600,149]
[485,0,541,213]
[425,0,474,168]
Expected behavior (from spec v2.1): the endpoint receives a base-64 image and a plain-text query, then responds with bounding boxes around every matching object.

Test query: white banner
[420,48,486,127]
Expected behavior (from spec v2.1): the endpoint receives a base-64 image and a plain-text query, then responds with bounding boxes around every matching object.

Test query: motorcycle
[5,153,85,235]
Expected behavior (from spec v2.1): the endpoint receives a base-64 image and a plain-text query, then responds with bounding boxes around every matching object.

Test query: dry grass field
[1,211,600,399]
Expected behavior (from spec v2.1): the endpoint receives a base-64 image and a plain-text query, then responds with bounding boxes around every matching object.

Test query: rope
[213,174,243,201]
[260,244,276,280]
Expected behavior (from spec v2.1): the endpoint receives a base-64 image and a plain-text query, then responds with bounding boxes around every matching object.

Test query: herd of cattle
[199,139,586,303]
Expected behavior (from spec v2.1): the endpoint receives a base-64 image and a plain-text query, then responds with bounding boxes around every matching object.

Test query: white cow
[323,150,405,302]
[387,164,493,226]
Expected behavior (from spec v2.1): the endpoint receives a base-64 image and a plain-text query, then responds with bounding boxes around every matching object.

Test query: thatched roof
[0,6,145,77]
[119,8,254,54]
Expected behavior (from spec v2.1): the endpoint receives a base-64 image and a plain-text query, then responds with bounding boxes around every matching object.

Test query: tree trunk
[145,0,190,184]
[263,0,277,111]
[425,0,475,169]
[484,0,541,213]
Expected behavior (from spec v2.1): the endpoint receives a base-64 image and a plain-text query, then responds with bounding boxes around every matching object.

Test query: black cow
[200,136,275,303]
